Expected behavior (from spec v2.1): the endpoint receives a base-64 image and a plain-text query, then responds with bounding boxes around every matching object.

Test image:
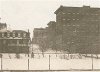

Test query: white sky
[0,0,100,37]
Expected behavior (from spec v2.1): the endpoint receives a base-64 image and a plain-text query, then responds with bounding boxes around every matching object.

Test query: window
[13,33,15,37]
[77,19,79,20]
[17,40,19,44]
[23,33,26,37]
[72,42,74,43]
[77,13,79,14]
[67,19,70,20]
[63,24,66,26]
[18,33,20,37]
[7,33,10,37]
[76,25,80,26]
[73,13,75,14]
[86,13,89,15]
[95,14,98,15]
[63,19,66,20]
[62,12,65,14]
[67,25,70,26]
[3,40,6,44]
[2,33,4,37]
[68,13,71,14]
[73,29,77,32]
[73,19,75,20]
[73,25,76,26]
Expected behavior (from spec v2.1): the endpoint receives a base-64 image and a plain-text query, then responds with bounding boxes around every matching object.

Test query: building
[47,21,56,50]
[54,5,100,53]
[0,22,7,31]
[0,22,30,53]
[32,28,47,51]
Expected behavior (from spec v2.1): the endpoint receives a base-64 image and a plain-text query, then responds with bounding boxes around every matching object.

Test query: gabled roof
[12,30,28,33]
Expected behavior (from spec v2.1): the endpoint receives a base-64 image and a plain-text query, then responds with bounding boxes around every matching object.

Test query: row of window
[62,18,79,21]
[0,33,28,38]
[62,12,99,15]
[62,18,100,21]
[63,30,99,32]
[0,40,29,44]
[63,24,99,27]
[62,12,80,15]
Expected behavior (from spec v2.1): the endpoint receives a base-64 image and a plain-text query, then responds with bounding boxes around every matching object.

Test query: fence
[0,53,100,71]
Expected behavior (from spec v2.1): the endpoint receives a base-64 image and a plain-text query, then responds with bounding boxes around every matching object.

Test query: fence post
[28,54,29,70]
[49,55,50,70]
[91,54,93,70]
[0,54,2,71]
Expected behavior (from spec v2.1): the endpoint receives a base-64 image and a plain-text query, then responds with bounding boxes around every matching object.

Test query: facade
[47,21,56,50]
[32,28,47,51]
[54,5,100,53]
[0,22,30,53]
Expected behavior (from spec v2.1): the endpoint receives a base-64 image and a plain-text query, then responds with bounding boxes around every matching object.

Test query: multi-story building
[47,21,56,49]
[0,22,30,53]
[32,28,47,51]
[47,21,56,50]
[54,5,100,53]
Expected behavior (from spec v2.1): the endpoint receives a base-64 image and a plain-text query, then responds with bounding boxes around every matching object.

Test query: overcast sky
[0,0,100,37]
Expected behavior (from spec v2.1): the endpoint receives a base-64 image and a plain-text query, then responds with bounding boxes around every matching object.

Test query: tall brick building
[54,6,100,53]
[33,5,100,54]
[47,21,56,50]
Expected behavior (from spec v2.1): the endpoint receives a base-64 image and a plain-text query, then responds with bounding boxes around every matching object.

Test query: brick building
[47,21,56,50]
[0,22,30,53]
[32,28,47,51]
[54,5,100,53]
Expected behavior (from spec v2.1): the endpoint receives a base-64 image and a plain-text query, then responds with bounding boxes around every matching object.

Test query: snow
[0,53,100,70]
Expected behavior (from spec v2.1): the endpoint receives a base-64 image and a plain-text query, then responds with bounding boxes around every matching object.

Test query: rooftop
[54,5,100,14]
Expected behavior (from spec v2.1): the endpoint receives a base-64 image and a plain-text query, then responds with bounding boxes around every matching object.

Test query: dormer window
[7,33,10,37]
[13,33,15,37]
[2,33,4,37]
[18,33,20,37]
[23,33,26,37]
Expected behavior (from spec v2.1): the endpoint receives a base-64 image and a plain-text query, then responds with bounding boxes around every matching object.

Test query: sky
[0,0,100,37]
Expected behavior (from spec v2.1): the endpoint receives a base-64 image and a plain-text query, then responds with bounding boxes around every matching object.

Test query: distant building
[54,5,100,53]
[47,21,56,50]
[0,23,7,31]
[32,28,47,51]
[0,22,30,53]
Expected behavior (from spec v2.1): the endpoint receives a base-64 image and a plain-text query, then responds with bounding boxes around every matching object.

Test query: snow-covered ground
[0,53,100,70]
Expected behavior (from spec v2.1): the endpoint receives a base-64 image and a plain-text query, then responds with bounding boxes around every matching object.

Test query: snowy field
[0,53,100,70]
